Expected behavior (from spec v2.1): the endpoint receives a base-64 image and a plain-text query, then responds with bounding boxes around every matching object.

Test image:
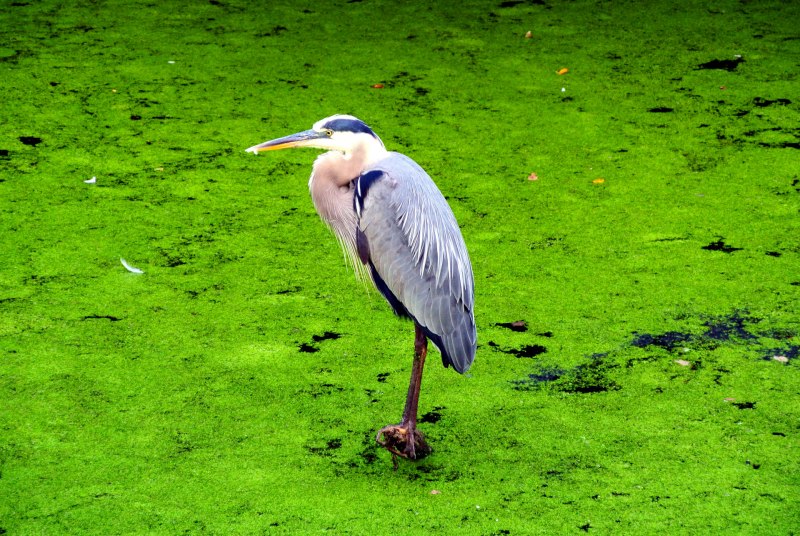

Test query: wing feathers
[356,153,476,373]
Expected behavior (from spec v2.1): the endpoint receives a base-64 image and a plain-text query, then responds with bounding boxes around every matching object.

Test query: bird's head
[246,114,386,161]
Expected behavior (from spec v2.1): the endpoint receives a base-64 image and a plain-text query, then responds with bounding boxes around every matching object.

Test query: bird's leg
[376,323,431,461]
[398,325,429,458]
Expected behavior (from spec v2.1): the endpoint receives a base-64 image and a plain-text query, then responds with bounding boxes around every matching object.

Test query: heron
[246,115,476,460]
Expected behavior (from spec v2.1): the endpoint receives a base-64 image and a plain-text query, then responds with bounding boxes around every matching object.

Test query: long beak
[245,129,325,154]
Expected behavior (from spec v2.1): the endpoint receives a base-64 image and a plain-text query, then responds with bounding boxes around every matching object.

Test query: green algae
[1,0,799,533]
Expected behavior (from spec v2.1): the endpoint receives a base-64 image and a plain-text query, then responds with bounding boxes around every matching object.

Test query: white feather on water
[120,258,144,274]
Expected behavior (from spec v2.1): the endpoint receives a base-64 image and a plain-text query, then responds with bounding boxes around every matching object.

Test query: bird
[246,115,476,460]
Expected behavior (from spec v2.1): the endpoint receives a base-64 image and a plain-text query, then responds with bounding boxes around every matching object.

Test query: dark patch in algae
[419,406,445,424]
[499,0,546,7]
[299,331,341,352]
[301,383,344,399]
[753,97,791,107]
[513,357,620,393]
[488,340,547,358]
[525,366,566,383]
[82,314,122,322]
[633,311,763,352]
[761,345,799,362]
[495,320,528,332]
[696,57,744,71]
[702,238,743,253]
[702,312,758,342]
[312,331,341,343]
[306,438,343,457]
[516,311,796,391]
[18,135,42,146]
[275,286,301,294]
[632,331,693,352]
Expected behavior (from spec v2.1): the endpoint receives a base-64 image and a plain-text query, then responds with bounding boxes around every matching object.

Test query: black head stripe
[323,118,377,137]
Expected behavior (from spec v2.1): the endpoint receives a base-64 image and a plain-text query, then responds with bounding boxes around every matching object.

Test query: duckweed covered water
[1,0,799,533]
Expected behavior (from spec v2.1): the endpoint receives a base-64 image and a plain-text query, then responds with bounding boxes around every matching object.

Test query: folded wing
[354,153,476,373]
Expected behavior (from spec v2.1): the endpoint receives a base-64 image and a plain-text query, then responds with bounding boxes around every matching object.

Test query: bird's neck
[312,141,386,188]
[345,138,387,170]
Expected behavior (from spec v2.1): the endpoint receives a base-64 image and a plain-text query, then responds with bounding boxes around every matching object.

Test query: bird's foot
[376,423,430,461]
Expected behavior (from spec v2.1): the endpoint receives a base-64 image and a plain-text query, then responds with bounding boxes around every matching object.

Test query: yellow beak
[245,129,325,154]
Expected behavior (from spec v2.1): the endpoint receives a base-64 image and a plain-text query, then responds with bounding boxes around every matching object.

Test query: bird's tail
[423,313,477,374]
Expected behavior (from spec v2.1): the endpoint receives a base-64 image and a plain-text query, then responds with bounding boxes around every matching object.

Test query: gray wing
[355,153,476,373]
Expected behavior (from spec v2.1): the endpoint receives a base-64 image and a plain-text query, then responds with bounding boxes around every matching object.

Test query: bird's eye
[324,129,334,137]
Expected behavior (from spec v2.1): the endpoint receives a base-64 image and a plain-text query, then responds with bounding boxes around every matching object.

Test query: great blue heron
[246,115,476,460]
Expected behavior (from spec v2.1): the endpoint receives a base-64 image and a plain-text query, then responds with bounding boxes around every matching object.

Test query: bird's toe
[376,424,430,460]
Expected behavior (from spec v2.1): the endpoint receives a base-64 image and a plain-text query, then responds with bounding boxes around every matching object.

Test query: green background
[1,0,798,533]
